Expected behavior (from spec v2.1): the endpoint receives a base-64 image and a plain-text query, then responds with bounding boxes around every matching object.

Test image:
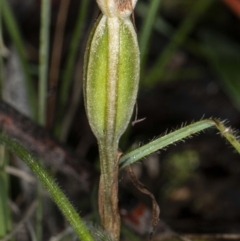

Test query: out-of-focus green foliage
[201,31,240,112]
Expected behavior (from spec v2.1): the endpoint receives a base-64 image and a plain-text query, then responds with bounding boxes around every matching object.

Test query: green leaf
[119,119,240,169]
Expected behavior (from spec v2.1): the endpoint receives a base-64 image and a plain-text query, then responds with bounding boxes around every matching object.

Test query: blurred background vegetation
[0,0,240,240]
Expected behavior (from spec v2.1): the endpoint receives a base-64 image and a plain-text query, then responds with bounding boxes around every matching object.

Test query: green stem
[0,175,7,238]
[0,133,95,241]
[37,1,51,239]
[0,4,12,238]
[0,147,9,239]
[138,0,162,71]
[36,182,43,241]
[136,1,173,39]
[38,0,50,125]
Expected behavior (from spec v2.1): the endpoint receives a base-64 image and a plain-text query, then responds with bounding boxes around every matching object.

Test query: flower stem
[98,141,120,241]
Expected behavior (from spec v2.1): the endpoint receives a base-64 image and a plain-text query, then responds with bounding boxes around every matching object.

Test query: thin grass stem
[0,147,8,239]
[37,1,51,240]
[47,0,71,128]
[138,0,162,72]
[0,5,12,238]
[1,0,37,118]
[38,0,51,125]
[136,1,173,38]
[0,133,95,241]
[56,0,90,138]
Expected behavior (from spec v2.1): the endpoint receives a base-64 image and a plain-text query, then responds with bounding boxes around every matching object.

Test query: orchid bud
[83,14,139,145]
[96,0,138,18]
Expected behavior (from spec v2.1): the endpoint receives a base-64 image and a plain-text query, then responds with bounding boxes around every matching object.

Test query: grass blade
[0,147,11,239]
[38,0,51,125]
[57,0,89,129]
[0,4,12,238]
[119,119,240,169]
[1,0,37,118]
[136,1,173,39]
[0,132,95,241]
[37,1,51,240]
[138,0,162,70]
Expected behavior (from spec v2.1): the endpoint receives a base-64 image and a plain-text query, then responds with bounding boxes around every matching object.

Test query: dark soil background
[2,0,240,240]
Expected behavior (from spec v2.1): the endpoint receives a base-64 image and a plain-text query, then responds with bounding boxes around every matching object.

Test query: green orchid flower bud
[84,14,139,145]
[83,1,139,240]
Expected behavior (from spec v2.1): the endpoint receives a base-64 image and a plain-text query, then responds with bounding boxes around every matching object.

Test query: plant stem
[55,0,90,140]
[98,141,120,241]
[58,0,89,119]
[0,4,12,238]
[47,0,71,128]
[138,0,162,71]
[0,133,95,241]
[37,0,51,240]
[38,0,50,126]
[0,147,10,239]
